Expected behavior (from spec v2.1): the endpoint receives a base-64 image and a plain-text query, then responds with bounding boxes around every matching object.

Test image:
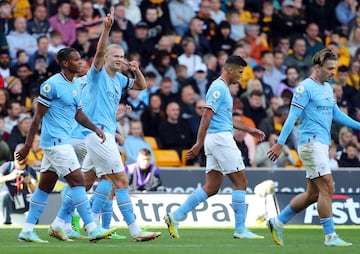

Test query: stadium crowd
[0,0,359,170]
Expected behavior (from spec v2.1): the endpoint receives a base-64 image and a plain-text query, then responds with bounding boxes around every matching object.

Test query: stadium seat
[181,149,189,166]
[153,149,181,167]
[287,149,304,168]
[144,136,159,150]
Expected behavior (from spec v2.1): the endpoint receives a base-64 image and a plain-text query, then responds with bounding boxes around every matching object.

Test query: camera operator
[0,143,37,225]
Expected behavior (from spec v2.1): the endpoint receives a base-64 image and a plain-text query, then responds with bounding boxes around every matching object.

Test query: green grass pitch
[0,225,358,254]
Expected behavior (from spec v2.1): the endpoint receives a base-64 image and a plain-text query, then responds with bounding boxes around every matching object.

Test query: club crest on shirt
[73,90,77,97]
[43,84,51,93]
[295,85,304,93]
[211,91,220,103]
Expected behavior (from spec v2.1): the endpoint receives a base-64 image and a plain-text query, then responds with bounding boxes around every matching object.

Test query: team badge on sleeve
[211,91,221,103]
[295,85,304,93]
[43,84,51,93]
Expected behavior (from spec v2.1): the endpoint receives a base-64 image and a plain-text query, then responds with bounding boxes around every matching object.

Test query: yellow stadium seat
[144,136,159,150]
[181,149,189,166]
[153,149,181,167]
[287,149,304,168]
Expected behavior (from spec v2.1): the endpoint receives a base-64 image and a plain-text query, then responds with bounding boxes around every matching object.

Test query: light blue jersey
[72,75,90,139]
[206,78,233,134]
[292,78,334,145]
[86,64,134,134]
[37,73,82,148]
[278,77,360,146]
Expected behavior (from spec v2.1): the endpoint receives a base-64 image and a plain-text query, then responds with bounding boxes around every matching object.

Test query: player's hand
[267,143,283,161]
[103,7,114,29]
[186,143,201,160]
[249,128,265,142]
[15,145,30,161]
[127,60,140,72]
[95,128,106,143]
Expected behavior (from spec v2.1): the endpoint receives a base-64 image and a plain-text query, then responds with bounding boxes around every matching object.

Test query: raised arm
[93,7,114,71]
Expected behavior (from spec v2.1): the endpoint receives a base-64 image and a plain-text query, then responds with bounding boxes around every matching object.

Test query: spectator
[228,9,245,42]
[142,5,169,42]
[0,49,10,82]
[276,66,300,97]
[125,89,147,120]
[168,0,195,37]
[111,3,135,43]
[346,59,360,90]
[127,21,157,68]
[346,25,360,58]
[337,65,357,115]
[240,78,267,108]
[261,50,285,94]
[243,23,268,65]
[125,148,163,192]
[284,37,313,80]
[193,63,210,100]
[109,29,128,54]
[329,144,339,170]
[71,28,96,63]
[232,113,254,167]
[303,23,324,57]
[335,0,358,36]
[28,36,54,71]
[123,119,155,165]
[47,30,66,55]
[259,1,275,47]
[15,63,40,106]
[7,113,31,153]
[0,87,9,117]
[336,126,353,159]
[75,0,103,41]
[271,0,306,46]
[275,36,291,56]
[141,93,165,139]
[154,77,179,110]
[138,71,158,106]
[158,101,193,157]
[26,4,50,40]
[209,0,226,25]
[10,50,29,76]
[144,50,177,90]
[252,65,274,105]
[3,100,21,134]
[116,102,131,138]
[241,89,268,127]
[49,1,77,46]
[195,0,217,42]
[122,0,141,26]
[338,142,360,167]
[306,0,336,41]
[0,143,37,225]
[93,0,109,18]
[26,131,42,169]
[6,76,26,110]
[173,64,195,95]
[273,50,287,75]
[211,21,236,56]
[178,84,197,120]
[6,17,37,62]
[253,131,295,168]
[183,17,212,56]
[0,1,15,35]
[178,37,203,78]
[258,104,297,150]
[0,115,11,162]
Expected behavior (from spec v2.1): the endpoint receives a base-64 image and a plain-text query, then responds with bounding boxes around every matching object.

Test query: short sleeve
[38,82,57,107]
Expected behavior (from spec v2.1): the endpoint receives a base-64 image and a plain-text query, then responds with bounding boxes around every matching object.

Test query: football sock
[71,186,96,232]
[320,217,335,235]
[232,190,247,233]
[24,188,49,228]
[52,186,73,228]
[173,187,208,221]
[115,188,135,225]
[277,204,296,225]
[91,179,113,222]
[101,199,113,229]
